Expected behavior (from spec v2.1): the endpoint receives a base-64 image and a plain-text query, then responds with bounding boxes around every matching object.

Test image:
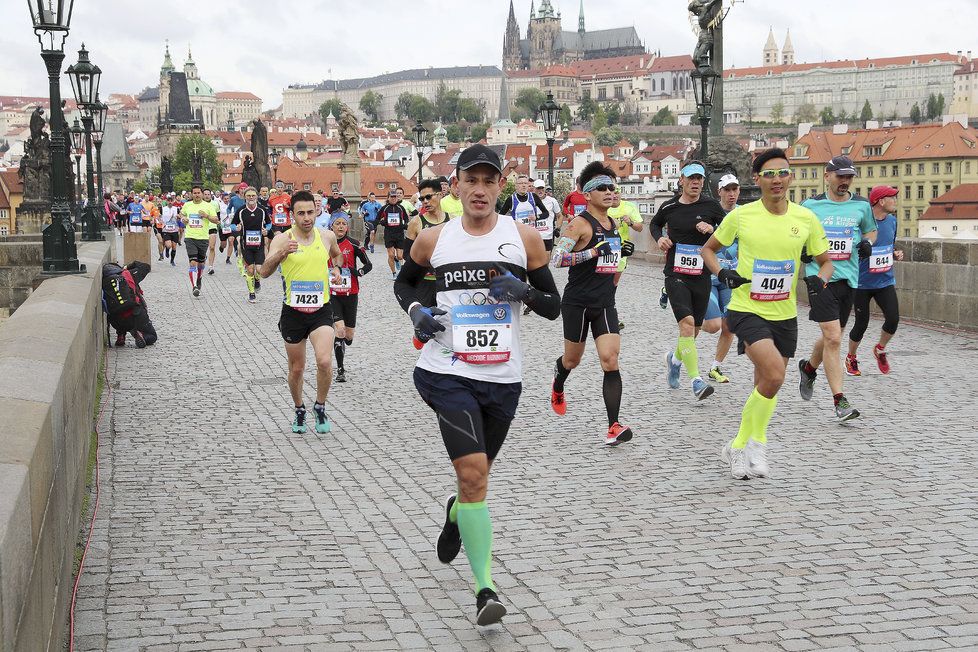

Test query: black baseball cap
[826,155,857,175]
[456,144,503,174]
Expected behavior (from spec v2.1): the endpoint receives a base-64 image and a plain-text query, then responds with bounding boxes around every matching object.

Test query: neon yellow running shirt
[281,228,331,312]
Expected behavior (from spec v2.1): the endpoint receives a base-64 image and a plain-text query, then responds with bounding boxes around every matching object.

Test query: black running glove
[409,305,446,343]
[800,247,814,264]
[594,240,613,257]
[488,269,530,302]
[803,275,827,302]
[857,239,873,260]
[717,268,750,289]
[621,241,635,257]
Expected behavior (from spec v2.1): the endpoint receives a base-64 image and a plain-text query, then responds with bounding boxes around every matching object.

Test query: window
[967,162,972,174]
[800,168,808,179]
[331,183,339,192]
[613,85,623,99]
[286,183,294,192]
[0,225,7,236]
[906,163,913,175]
[302,183,311,191]
[918,163,925,174]
[892,165,899,177]
[904,185,911,200]
[932,163,940,174]
[932,184,939,198]
[904,210,911,221]
[582,89,591,100]
[917,185,924,199]
[789,189,796,202]
[866,167,874,178]
[946,184,952,194]
[904,228,910,237]
[376,182,385,190]
[952,225,958,231]
[880,166,887,177]
[945,162,953,174]
[598,87,607,100]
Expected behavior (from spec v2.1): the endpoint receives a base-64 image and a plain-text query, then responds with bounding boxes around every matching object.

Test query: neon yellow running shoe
[708,366,730,383]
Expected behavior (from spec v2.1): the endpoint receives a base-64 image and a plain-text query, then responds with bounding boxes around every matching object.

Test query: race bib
[513,203,535,225]
[289,280,324,313]
[574,204,586,216]
[824,225,854,261]
[187,214,203,229]
[162,223,178,233]
[130,215,142,224]
[451,304,512,364]
[244,230,261,247]
[750,259,794,301]
[329,268,353,294]
[673,243,704,275]
[596,237,622,274]
[221,223,232,235]
[387,213,401,227]
[535,217,550,233]
[869,245,893,274]
[272,211,289,226]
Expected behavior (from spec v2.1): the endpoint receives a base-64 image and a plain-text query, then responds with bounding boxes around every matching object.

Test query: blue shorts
[705,281,732,321]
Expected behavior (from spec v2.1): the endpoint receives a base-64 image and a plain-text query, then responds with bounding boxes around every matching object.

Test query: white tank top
[416,215,528,384]
[510,193,538,226]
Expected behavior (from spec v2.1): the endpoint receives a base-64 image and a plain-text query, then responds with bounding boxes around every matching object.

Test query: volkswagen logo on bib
[783,262,793,271]
[493,307,507,321]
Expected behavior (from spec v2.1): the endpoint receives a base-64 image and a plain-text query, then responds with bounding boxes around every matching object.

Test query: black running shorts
[241,247,265,266]
[330,293,358,328]
[727,310,799,359]
[665,274,711,327]
[808,280,854,327]
[543,238,553,252]
[162,231,180,243]
[208,227,218,236]
[561,303,620,343]
[384,232,405,250]
[278,304,334,344]
[413,367,522,461]
[219,230,235,242]
[185,238,208,262]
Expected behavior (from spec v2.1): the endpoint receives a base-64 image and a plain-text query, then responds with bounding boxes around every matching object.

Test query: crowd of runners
[114,146,905,627]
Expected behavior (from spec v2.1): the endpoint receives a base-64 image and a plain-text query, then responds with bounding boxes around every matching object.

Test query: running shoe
[369,245,375,254]
[208,268,215,276]
[313,404,331,434]
[618,320,626,331]
[747,440,769,478]
[835,396,860,422]
[170,259,176,267]
[550,383,566,416]
[335,368,346,383]
[523,306,531,316]
[248,292,256,304]
[391,272,397,280]
[254,278,261,292]
[114,334,125,347]
[436,495,462,564]
[475,588,507,626]
[720,441,750,480]
[132,331,146,349]
[659,287,668,309]
[692,377,714,400]
[158,254,164,261]
[192,287,200,298]
[605,422,633,446]
[708,366,730,383]
[665,351,682,389]
[874,345,890,374]
[845,354,861,377]
[292,406,307,434]
[225,256,231,264]
[798,359,816,401]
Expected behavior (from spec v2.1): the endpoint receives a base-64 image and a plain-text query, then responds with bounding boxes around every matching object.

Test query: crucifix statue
[191,141,203,186]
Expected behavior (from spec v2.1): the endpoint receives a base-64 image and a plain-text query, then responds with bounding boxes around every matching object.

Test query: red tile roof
[0,169,24,194]
[274,157,417,196]
[216,91,262,101]
[956,59,978,76]
[920,183,978,220]
[792,123,978,164]
[725,53,960,79]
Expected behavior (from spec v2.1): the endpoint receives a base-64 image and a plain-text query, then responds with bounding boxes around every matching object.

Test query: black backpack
[102,263,142,316]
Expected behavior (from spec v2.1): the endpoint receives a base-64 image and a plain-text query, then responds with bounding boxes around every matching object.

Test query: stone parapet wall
[0,241,110,651]
[893,239,978,331]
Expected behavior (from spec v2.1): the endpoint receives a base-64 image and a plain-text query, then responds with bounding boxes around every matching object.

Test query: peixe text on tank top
[435,261,527,292]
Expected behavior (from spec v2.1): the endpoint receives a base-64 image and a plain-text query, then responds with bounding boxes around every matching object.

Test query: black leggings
[849,285,899,343]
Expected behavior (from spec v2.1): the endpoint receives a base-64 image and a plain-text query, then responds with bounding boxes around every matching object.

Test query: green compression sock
[751,391,778,445]
[449,495,459,523]
[732,390,760,449]
[675,336,700,379]
[456,500,494,593]
[246,274,255,293]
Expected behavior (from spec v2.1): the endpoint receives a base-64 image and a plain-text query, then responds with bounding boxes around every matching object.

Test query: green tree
[551,174,572,202]
[559,103,572,128]
[860,100,874,123]
[592,105,608,132]
[605,102,622,126]
[470,123,489,142]
[936,93,946,117]
[819,106,836,125]
[435,83,464,122]
[910,102,922,124]
[318,98,344,125]
[770,100,785,124]
[514,87,547,121]
[793,102,818,124]
[837,109,849,123]
[595,126,624,147]
[132,178,148,193]
[173,134,221,191]
[459,98,484,123]
[359,90,383,123]
[445,124,464,142]
[649,106,676,126]
[576,96,597,122]
[395,92,435,123]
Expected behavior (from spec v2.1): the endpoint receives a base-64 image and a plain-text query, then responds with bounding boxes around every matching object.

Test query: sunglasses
[758,168,792,179]
[591,184,617,193]
[419,194,437,202]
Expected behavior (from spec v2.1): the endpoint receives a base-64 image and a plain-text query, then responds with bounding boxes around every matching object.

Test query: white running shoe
[720,440,749,480]
[747,440,769,478]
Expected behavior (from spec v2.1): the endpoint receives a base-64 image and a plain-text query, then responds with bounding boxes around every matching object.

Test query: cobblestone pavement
[74,238,978,651]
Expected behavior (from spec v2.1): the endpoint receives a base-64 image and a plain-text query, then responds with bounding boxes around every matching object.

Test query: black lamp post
[539,92,560,190]
[90,97,108,230]
[691,63,720,194]
[28,0,84,273]
[412,122,428,185]
[70,116,83,204]
[226,110,234,132]
[270,149,279,186]
[67,43,103,241]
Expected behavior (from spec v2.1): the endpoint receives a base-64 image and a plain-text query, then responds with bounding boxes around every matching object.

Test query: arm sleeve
[650,208,668,241]
[393,254,429,313]
[403,236,414,261]
[562,196,573,215]
[537,200,549,220]
[500,197,513,216]
[355,244,373,275]
[524,265,561,320]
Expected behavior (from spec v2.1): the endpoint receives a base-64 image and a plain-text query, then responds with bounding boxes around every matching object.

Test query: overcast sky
[2,0,976,110]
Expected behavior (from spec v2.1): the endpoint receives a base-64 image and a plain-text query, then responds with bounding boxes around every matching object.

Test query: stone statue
[689,136,752,184]
[191,145,202,185]
[30,107,45,142]
[19,108,51,203]
[241,154,261,189]
[689,0,724,68]
[160,156,174,193]
[249,119,272,188]
[338,104,360,161]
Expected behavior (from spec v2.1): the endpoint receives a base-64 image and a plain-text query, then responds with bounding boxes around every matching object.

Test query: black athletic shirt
[378,203,409,235]
[651,195,726,279]
[232,206,267,248]
[563,211,618,308]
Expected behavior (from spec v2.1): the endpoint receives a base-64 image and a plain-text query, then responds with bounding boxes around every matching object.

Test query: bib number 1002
[466,329,499,348]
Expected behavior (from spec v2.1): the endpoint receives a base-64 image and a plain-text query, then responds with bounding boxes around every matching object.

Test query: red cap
[238,182,248,190]
[869,186,898,205]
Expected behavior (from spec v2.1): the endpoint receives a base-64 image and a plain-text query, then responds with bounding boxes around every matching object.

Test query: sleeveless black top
[563,211,618,308]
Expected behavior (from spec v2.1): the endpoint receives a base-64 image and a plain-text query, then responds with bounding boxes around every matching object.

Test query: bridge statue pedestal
[123,230,154,269]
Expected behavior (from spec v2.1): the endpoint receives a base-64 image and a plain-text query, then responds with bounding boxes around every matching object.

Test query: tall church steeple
[781,29,795,66]
[503,0,523,71]
[160,40,175,78]
[184,45,199,80]
[578,0,586,34]
[763,27,779,67]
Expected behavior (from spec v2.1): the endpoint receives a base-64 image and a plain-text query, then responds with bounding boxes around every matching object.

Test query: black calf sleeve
[553,356,571,393]
[603,369,622,427]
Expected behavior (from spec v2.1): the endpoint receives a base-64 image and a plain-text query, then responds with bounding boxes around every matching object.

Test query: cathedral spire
[530,0,536,20]
[578,0,585,34]
[160,40,175,77]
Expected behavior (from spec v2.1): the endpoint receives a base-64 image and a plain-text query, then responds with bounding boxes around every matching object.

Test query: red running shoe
[874,345,891,374]
[605,422,633,446]
[550,383,566,416]
[845,353,861,376]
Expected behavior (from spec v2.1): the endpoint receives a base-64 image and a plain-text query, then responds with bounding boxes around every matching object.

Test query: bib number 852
[466,329,499,348]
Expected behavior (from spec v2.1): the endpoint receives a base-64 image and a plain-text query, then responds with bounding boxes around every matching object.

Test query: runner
[702,148,833,479]
[261,190,344,434]
[500,174,547,228]
[127,194,145,233]
[531,178,560,250]
[703,174,741,383]
[203,189,220,275]
[180,185,220,297]
[326,188,349,215]
[378,190,410,279]
[440,173,464,219]
[396,187,418,218]
[231,186,267,303]
[405,179,451,307]
[149,197,166,261]
[607,185,644,329]
[269,188,293,241]
[223,183,248,264]
[847,185,903,375]
[160,199,181,266]
[562,176,588,219]
[549,162,636,445]
[359,191,382,253]
[393,144,560,626]
[328,213,372,383]
[798,156,877,421]
[652,161,727,401]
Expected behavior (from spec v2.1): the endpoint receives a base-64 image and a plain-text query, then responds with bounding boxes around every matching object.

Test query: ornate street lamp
[539,92,560,190]
[270,149,280,186]
[68,43,103,241]
[412,122,428,185]
[90,97,108,229]
[691,63,720,194]
[69,116,83,203]
[28,0,84,272]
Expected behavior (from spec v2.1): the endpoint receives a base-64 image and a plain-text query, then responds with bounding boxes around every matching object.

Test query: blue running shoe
[313,403,331,434]
[665,351,682,389]
[692,377,714,400]
[292,406,307,434]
